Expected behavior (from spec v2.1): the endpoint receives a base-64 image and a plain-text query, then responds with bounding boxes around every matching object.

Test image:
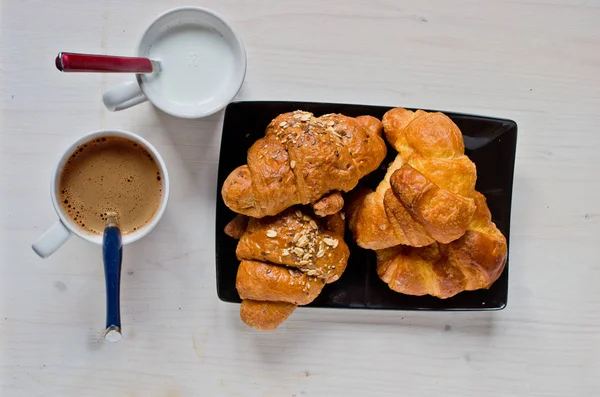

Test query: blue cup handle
[103,223,122,342]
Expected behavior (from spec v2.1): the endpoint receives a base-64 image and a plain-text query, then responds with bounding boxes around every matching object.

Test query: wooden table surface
[2,0,599,396]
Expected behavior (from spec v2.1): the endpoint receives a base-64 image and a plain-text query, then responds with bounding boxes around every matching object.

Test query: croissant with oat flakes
[222,111,387,218]
[227,209,349,330]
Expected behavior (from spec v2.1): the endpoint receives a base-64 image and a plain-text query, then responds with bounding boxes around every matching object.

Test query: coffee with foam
[59,136,163,235]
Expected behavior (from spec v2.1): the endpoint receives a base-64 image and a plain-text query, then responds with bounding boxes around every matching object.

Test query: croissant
[347,108,477,249]
[222,111,387,218]
[376,192,507,298]
[230,209,349,330]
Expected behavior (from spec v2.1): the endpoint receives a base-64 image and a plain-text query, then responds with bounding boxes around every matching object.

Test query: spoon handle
[56,52,155,73]
[103,220,123,342]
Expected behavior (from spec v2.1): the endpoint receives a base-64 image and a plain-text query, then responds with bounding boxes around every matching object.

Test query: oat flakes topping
[266,229,277,238]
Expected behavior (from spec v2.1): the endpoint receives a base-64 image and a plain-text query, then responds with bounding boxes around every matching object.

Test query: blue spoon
[103,213,122,342]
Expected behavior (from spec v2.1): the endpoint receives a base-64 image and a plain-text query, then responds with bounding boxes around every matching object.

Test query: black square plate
[216,101,517,311]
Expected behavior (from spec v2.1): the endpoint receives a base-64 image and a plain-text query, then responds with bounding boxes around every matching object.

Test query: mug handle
[102,80,148,111]
[32,220,71,258]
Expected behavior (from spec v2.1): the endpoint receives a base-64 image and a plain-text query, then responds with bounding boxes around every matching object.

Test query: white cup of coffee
[32,130,170,258]
[102,7,246,118]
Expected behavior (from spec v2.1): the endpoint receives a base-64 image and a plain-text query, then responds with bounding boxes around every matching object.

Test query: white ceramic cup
[102,7,246,118]
[32,130,170,258]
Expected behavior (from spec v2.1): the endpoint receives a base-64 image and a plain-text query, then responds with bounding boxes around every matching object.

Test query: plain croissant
[228,209,349,330]
[376,192,507,298]
[348,108,477,249]
[222,111,387,218]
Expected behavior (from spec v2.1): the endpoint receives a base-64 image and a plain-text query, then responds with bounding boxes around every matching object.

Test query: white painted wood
[1,0,599,396]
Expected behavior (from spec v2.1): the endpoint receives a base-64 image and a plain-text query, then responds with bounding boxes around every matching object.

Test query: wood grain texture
[1,0,599,396]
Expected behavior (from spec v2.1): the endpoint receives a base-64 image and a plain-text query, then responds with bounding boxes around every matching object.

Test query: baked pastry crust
[228,209,349,330]
[376,192,507,298]
[348,108,477,249]
[312,191,344,217]
[239,300,296,331]
[222,111,387,218]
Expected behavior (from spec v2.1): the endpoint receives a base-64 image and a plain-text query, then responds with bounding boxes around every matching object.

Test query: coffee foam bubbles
[59,136,163,235]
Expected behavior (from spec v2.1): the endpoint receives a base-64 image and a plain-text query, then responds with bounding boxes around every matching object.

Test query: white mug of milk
[103,7,246,118]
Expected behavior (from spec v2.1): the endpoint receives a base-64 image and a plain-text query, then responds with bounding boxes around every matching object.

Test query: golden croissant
[226,209,349,330]
[222,111,387,218]
[348,108,477,249]
[376,192,507,298]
